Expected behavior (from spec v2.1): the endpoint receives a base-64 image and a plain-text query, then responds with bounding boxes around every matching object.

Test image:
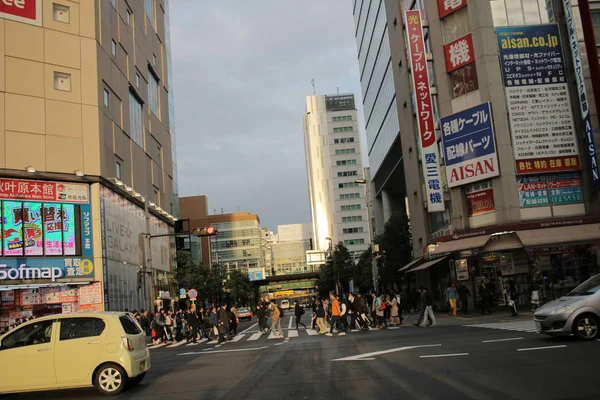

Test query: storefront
[0,178,101,331]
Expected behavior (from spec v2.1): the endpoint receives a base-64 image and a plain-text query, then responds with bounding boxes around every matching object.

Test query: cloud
[170,0,363,229]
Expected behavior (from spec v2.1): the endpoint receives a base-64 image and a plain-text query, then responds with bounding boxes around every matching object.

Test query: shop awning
[481,233,523,252]
[430,235,491,256]
[398,258,423,272]
[408,256,448,272]
[516,224,600,247]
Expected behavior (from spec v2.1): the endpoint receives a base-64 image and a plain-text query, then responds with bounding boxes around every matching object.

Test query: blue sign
[188,289,198,299]
[0,257,95,282]
[248,268,264,281]
[496,24,566,87]
[179,288,186,295]
[441,102,499,187]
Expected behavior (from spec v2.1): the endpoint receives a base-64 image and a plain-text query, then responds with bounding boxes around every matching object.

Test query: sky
[170,0,365,231]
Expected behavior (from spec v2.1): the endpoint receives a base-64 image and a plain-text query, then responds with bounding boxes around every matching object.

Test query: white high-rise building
[303,94,371,257]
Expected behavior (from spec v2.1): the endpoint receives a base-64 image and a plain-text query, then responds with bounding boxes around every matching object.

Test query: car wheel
[573,314,599,340]
[95,364,128,395]
[129,372,145,386]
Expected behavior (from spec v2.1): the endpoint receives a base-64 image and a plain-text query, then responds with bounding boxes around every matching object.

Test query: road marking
[388,326,401,330]
[247,332,263,341]
[332,344,442,362]
[517,345,567,352]
[239,323,258,334]
[179,345,269,356]
[306,329,319,336]
[288,316,293,330]
[482,337,524,343]
[207,340,218,344]
[167,340,188,348]
[287,329,298,338]
[420,353,469,359]
[147,344,165,349]
[268,332,285,340]
[229,334,245,342]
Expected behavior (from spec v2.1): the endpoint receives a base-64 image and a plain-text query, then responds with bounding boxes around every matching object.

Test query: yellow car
[0,312,150,396]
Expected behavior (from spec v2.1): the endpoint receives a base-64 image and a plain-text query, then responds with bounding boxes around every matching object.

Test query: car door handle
[38,347,51,352]
[88,340,103,344]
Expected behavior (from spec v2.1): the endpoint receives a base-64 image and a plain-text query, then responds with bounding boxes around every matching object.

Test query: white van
[280,299,290,310]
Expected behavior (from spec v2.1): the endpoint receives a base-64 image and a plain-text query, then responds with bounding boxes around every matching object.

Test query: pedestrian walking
[478,280,492,315]
[388,294,401,326]
[217,305,229,342]
[315,298,327,334]
[186,306,200,343]
[419,289,436,327]
[209,306,219,340]
[294,300,307,330]
[326,292,345,336]
[446,283,458,316]
[458,282,471,316]
[310,296,318,331]
[271,302,284,338]
[530,281,541,311]
[229,305,238,336]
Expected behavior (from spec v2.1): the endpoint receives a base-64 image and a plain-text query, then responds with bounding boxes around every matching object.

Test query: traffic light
[191,226,218,237]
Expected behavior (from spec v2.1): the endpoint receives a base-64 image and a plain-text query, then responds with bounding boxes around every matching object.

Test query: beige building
[0,0,178,323]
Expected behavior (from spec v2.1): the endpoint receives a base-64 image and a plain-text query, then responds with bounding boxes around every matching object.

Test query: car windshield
[567,274,600,296]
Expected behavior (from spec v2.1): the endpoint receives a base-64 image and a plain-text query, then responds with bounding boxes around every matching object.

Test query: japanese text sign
[437,0,467,19]
[563,0,599,187]
[443,34,474,73]
[466,188,495,216]
[405,10,445,212]
[0,178,89,204]
[0,0,41,26]
[497,24,580,175]
[517,173,583,207]
[441,102,499,187]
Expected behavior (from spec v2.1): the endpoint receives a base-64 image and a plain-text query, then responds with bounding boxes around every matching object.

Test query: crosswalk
[464,320,538,333]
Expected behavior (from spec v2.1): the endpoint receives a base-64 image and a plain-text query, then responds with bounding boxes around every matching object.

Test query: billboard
[0,0,42,26]
[405,10,445,212]
[466,188,495,217]
[497,24,581,175]
[248,267,264,281]
[516,172,583,207]
[441,102,499,187]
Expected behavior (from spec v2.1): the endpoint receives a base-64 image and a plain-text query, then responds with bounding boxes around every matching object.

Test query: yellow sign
[80,259,94,275]
[274,290,294,297]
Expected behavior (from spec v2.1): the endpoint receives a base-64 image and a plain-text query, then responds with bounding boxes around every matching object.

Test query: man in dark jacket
[217,305,229,342]
[186,307,200,344]
[458,283,471,316]
[139,309,150,337]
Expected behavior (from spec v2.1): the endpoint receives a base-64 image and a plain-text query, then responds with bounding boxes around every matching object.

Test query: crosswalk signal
[192,226,218,237]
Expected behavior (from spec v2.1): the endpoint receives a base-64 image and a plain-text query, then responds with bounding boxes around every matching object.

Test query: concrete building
[277,223,313,243]
[303,94,371,258]
[352,0,600,308]
[0,0,178,326]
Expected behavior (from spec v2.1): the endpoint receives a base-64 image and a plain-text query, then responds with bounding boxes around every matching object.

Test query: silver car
[534,273,600,340]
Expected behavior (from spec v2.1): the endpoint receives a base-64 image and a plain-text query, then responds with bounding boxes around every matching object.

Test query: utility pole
[356,169,378,292]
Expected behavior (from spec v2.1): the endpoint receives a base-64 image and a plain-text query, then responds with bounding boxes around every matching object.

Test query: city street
[8,313,600,400]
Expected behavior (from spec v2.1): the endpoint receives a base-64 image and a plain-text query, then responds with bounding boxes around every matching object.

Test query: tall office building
[0,0,178,323]
[303,94,370,257]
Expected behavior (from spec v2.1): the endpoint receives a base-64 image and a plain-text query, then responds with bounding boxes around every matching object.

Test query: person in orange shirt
[326,292,346,337]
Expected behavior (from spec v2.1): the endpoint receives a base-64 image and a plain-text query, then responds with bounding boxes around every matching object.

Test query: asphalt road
[7,314,600,400]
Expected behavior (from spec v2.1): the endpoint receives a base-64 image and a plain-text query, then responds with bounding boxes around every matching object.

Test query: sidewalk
[401,309,534,327]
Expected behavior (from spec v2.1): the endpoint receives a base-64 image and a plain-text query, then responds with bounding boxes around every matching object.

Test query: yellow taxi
[0,312,150,396]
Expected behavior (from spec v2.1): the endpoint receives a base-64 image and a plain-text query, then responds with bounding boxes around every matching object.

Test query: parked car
[237,307,253,321]
[0,312,150,396]
[534,273,600,340]
[279,299,290,310]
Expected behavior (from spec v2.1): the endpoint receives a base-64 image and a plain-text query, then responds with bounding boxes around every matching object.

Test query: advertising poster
[1,290,15,308]
[23,202,43,256]
[517,172,583,207]
[405,10,445,212]
[20,289,42,305]
[441,102,499,187]
[42,287,61,304]
[3,201,23,256]
[466,188,495,216]
[497,24,581,175]
[44,204,64,256]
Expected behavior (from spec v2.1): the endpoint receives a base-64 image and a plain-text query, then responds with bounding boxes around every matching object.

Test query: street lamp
[355,173,378,292]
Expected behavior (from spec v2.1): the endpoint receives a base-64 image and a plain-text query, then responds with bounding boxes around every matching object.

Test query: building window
[337,170,358,177]
[148,68,159,116]
[338,182,360,189]
[103,89,110,107]
[129,92,143,147]
[115,161,122,179]
[336,159,357,166]
[341,204,361,211]
[335,148,356,155]
[145,0,154,26]
[339,193,360,200]
[135,72,140,88]
[334,137,355,144]
[333,126,354,133]
[52,3,70,23]
[441,7,471,43]
[343,227,364,234]
[342,216,363,223]
[53,72,71,92]
[111,40,117,57]
[451,63,479,98]
[126,9,132,25]
[332,116,352,122]
[344,239,365,246]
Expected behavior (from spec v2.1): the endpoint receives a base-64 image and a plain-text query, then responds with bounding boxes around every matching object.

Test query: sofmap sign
[405,10,445,213]
[497,24,581,175]
[0,0,42,26]
[441,102,499,187]
[0,257,94,282]
[562,0,600,187]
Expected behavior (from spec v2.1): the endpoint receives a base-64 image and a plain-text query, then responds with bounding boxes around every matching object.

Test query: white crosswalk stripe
[229,334,245,342]
[287,329,298,338]
[247,332,263,341]
[268,331,285,339]
[305,329,319,336]
[464,320,538,333]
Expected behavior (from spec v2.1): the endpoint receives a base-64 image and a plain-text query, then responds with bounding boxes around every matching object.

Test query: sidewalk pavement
[401,309,535,327]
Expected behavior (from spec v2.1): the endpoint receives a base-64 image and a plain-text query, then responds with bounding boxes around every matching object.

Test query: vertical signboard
[437,0,467,19]
[405,10,445,212]
[443,34,475,73]
[563,0,600,187]
[441,102,499,187]
[497,24,581,175]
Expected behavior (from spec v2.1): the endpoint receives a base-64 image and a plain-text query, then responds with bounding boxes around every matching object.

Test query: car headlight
[551,305,573,315]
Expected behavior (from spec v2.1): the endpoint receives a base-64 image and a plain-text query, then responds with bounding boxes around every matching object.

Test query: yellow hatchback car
[0,312,150,396]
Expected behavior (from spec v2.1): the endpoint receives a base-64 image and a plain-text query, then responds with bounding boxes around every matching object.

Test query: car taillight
[122,337,134,352]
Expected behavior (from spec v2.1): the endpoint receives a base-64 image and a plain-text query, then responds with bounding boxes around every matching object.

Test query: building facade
[0,0,178,328]
[303,94,371,258]
[353,0,600,308]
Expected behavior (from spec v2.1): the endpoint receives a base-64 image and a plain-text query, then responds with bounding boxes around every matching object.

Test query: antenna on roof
[311,78,316,95]
[337,86,339,95]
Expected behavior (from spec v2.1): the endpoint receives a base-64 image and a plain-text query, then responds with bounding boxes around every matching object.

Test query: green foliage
[353,248,374,293]
[375,213,412,286]
[317,242,355,296]
[226,270,252,306]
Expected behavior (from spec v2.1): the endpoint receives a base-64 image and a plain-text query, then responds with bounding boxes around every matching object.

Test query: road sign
[188,289,198,300]
[179,288,186,295]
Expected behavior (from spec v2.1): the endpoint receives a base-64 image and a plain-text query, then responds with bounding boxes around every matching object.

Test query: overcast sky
[170,1,365,231]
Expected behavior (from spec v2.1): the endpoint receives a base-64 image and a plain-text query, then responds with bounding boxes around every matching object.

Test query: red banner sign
[437,0,467,19]
[0,178,89,203]
[0,0,41,26]
[516,156,581,174]
[443,34,475,73]
[466,188,495,216]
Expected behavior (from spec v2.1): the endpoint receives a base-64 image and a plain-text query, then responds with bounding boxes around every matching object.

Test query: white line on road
[147,344,164,349]
[287,329,298,338]
[306,329,319,336]
[332,344,442,362]
[207,340,218,344]
[288,316,293,330]
[178,346,269,356]
[239,323,258,334]
[268,332,285,340]
[482,337,524,343]
[229,334,245,342]
[420,353,469,359]
[517,345,567,352]
[167,340,189,348]
[247,332,263,341]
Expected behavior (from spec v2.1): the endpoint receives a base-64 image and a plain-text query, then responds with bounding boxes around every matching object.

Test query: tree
[317,242,354,296]
[376,213,412,290]
[226,270,251,306]
[353,248,374,293]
